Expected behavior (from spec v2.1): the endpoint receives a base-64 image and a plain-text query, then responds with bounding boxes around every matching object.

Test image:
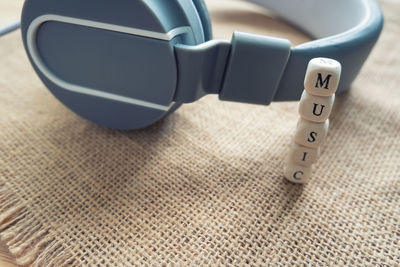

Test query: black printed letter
[293,171,304,180]
[307,132,317,143]
[312,104,325,116]
[315,73,332,89]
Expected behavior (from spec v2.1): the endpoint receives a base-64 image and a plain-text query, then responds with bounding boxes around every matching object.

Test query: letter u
[312,103,325,116]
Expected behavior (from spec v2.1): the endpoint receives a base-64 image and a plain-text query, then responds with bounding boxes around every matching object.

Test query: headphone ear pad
[192,0,213,41]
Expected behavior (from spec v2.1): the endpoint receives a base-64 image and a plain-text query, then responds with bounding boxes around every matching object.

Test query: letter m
[315,73,332,89]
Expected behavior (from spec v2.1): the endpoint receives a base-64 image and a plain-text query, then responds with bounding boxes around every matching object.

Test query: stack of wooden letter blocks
[285,58,342,183]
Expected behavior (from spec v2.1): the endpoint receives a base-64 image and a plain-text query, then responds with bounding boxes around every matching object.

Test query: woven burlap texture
[0,0,399,266]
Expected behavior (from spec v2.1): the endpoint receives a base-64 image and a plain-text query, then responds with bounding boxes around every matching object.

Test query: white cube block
[284,161,312,184]
[288,143,320,167]
[295,118,329,148]
[299,91,335,122]
[304,57,342,97]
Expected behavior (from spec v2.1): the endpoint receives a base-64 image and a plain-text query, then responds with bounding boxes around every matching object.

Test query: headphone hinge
[219,31,291,105]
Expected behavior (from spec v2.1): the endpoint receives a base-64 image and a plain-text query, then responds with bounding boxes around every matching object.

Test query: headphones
[20,0,383,130]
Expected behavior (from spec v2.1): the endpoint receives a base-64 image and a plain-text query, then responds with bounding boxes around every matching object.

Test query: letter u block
[298,91,335,122]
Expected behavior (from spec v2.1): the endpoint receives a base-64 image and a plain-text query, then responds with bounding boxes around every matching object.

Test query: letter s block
[304,58,341,97]
[295,118,329,148]
[298,91,335,122]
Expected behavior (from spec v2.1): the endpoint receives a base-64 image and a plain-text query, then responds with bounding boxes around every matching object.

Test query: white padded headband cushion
[246,0,372,45]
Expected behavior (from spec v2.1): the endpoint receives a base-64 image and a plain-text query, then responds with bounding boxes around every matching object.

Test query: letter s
[307,132,317,143]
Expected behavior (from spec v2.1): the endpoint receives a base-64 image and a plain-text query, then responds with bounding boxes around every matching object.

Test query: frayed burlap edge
[0,182,76,266]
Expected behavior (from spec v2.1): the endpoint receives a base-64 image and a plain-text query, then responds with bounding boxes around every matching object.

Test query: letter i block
[304,58,342,97]
[288,143,320,167]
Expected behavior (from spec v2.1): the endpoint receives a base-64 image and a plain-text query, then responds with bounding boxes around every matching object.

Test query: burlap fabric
[0,0,399,266]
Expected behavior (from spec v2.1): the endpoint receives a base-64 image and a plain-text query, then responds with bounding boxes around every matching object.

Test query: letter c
[293,171,304,180]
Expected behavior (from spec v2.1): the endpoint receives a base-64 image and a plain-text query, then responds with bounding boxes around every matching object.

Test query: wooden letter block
[284,161,312,184]
[304,57,341,97]
[288,143,320,167]
[298,91,335,122]
[295,118,329,148]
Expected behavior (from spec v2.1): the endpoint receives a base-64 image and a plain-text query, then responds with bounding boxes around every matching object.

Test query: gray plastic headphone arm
[174,40,231,103]
[174,32,291,105]
[219,32,291,105]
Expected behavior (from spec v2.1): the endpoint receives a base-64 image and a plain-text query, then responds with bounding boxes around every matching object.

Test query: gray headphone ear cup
[21,0,206,130]
[192,0,213,41]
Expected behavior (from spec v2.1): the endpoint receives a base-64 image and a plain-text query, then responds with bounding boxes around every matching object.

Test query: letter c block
[284,161,312,184]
